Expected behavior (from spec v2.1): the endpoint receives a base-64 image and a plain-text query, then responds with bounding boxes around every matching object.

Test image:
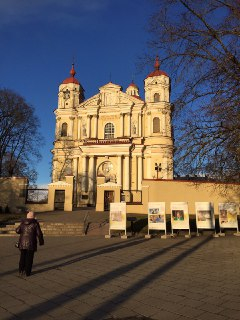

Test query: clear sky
[0,0,160,186]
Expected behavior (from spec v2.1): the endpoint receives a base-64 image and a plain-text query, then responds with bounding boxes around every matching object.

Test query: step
[0,222,86,236]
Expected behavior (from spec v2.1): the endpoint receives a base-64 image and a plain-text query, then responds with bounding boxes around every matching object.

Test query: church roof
[146,56,168,78]
[128,82,138,88]
[62,64,80,84]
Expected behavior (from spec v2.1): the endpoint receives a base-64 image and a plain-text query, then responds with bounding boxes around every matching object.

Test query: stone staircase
[86,220,109,235]
[0,222,86,236]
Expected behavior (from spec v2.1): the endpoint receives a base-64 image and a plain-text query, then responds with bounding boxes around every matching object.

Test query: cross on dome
[154,55,160,70]
[145,55,168,78]
[62,63,80,85]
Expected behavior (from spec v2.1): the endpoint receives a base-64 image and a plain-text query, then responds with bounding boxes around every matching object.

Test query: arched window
[154,93,160,102]
[61,122,68,137]
[104,123,114,139]
[153,117,160,133]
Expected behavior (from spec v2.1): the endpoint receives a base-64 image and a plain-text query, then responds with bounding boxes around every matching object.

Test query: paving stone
[220,308,240,320]
[223,301,240,311]
[151,309,186,320]
[178,298,204,308]
[198,302,225,314]
[176,305,205,318]
[1,225,240,320]
[196,311,231,320]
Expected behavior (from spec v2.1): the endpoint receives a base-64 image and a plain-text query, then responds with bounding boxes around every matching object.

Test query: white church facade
[51,57,174,208]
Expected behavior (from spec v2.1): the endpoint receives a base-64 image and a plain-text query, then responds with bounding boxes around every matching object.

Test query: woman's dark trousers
[19,249,34,276]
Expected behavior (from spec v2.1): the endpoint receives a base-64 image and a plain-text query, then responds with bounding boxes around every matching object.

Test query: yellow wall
[131,179,240,215]
[0,177,28,213]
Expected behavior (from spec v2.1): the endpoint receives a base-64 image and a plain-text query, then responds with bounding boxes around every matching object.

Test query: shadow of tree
[1,236,148,277]
[6,236,212,320]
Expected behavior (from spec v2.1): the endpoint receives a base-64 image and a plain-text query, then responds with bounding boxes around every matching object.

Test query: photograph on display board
[197,210,211,221]
[149,214,165,223]
[219,203,238,228]
[110,211,122,222]
[171,202,189,230]
[195,202,215,229]
[172,210,184,221]
[110,202,126,230]
[148,202,166,231]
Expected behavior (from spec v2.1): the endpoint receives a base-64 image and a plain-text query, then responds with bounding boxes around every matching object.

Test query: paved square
[0,235,240,319]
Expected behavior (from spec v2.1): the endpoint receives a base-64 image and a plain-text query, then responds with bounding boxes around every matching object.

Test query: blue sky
[0,0,160,186]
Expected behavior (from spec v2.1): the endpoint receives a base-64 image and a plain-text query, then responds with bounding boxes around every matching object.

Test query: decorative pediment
[99,82,122,93]
[79,94,101,109]
[119,91,144,105]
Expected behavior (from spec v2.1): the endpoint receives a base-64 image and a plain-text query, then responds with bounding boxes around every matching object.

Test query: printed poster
[219,203,238,229]
[171,202,189,230]
[109,202,126,231]
[148,202,166,231]
[195,202,215,229]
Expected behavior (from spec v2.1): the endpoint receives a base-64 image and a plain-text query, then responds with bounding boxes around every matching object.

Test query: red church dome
[62,64,80,84]
[146,56,168,78]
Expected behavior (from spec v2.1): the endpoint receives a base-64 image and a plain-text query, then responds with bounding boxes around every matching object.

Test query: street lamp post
[155,163,162,179]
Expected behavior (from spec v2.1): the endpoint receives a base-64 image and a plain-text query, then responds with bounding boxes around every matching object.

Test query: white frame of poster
[171,202,190,236]
[218,203,239,233]
[147,202,166,236]
[108,202,127,237]
[195,202,216,235]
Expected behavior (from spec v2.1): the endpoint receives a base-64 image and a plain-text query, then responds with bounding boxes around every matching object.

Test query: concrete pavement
[0,215,240,319]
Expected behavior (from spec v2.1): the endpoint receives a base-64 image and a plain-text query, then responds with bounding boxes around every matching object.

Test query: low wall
[136,179,239,215]
[0,177,28,213]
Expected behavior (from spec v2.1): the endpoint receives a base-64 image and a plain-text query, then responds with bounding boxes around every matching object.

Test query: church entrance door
[54,190,65,210]
[104,191,114,211]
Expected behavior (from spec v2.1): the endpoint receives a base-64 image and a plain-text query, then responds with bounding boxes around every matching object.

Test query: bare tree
[147,0,240,182]
[0,89,43,182]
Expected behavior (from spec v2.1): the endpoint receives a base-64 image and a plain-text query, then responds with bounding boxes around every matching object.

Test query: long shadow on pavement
[33,237,150,275]
[4,237,213,320]
[1,236,147,278]
[87,236,212,319]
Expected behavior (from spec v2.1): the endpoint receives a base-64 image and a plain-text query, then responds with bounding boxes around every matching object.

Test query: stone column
[69,116,75,137]
[147,112,151,136]
[124,155,130,189]
[73,158,78,179]
[87,115,91,138]
[146,156,152,179]
[56,117,61,137]
[127,113,131,136]
[137,156,142,190]
[166,110,171,137]
[88,156,95,203]
[138,113,142,136]
[120,113,124,136]
[162,110,167,135]
[81,155,87,193]
[92,115,98,138]
[77,116,82,140]
[117,155,122,185]
[52,158,58,182]
[73,157,78,205]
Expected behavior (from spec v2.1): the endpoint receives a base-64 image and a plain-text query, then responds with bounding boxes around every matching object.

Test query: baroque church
[52,57,174,208]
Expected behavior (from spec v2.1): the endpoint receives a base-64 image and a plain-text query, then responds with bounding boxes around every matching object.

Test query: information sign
[109,202,127,235]
[219,203,238,230]
[148,202,166,233]
[195,202,215,230]
[171,202,190,231]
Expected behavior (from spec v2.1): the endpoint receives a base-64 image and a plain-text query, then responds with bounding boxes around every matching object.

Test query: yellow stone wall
[126,180,240,215]
[0,177,28,213]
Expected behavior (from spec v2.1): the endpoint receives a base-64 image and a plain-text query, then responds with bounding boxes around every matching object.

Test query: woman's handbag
[15,241,20,248]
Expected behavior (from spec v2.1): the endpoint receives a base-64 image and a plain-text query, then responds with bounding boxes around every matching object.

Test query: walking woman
[16,211,44,277]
